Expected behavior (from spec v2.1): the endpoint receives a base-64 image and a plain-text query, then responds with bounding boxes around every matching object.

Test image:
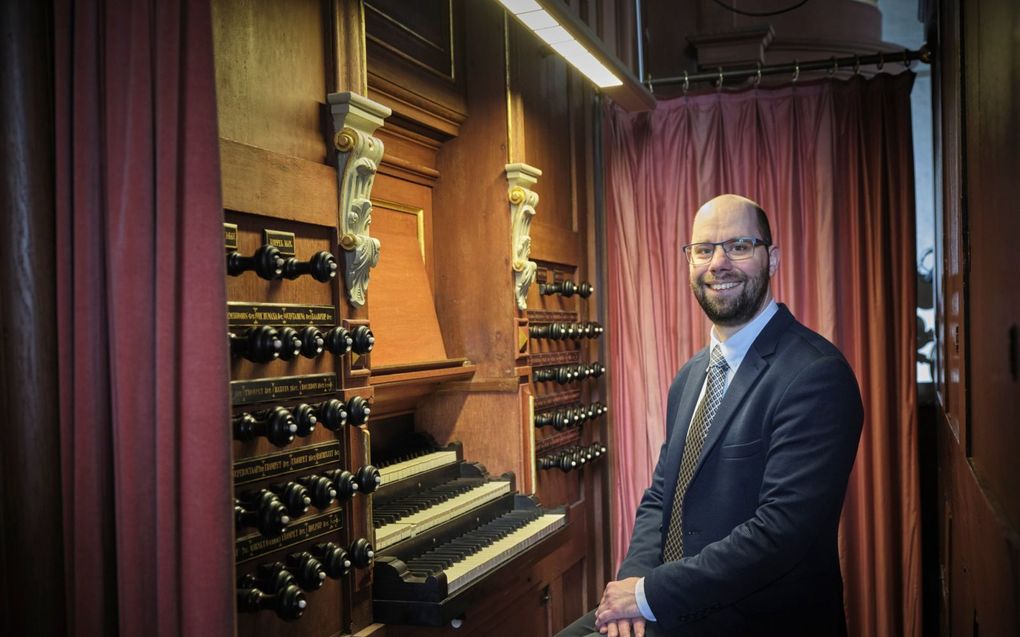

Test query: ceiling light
[495,0,623,88]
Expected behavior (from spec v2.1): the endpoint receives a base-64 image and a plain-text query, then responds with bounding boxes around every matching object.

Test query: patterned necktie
[662,345,729,561]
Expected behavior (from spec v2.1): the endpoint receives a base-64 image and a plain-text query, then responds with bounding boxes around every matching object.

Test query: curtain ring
[853,54,861,76]
[828,56,838,76]
[792,59,800,83]
[682,71,689,95]
[754,62,762,86]
[877,52,885,71]
[715,66,724,90]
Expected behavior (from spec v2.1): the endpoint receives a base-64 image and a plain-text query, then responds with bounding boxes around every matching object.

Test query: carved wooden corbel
[505,163,543,311]
[327,92,392,307]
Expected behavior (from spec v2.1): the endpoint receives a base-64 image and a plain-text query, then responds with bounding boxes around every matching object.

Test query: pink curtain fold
[604,74,920,636]
[54,0,234,635]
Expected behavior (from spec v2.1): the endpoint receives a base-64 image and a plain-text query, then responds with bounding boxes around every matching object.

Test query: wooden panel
[212,0,329,163]
[368,192,448,367]
[365,0,466,137]
[962,0,1020,533]
[220,139,337,227]
[932,0,966,443]
[418,389,525,482]
[430,0,518,378]
[365,0,455,80]
[938,409,1020,636]
[508,21,575,244]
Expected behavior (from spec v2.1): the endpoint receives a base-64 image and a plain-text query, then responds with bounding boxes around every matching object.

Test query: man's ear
[768,246,780,277]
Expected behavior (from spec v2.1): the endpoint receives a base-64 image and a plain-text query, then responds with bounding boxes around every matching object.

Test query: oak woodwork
[212,0,330,163]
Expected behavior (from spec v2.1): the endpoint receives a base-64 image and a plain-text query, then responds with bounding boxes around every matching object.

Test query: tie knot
[710,345,729,372]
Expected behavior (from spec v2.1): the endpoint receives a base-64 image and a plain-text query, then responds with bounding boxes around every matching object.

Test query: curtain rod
[646,45,932,91]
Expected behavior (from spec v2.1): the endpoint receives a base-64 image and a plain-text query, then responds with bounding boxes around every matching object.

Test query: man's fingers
[632,618,646,637]
[617,619,633,637]
[605,621,618,637]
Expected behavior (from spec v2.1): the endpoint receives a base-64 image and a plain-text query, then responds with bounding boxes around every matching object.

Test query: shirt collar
[708,299,779,374]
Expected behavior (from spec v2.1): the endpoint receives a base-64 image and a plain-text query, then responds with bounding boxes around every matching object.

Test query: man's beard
[691,266,770,327]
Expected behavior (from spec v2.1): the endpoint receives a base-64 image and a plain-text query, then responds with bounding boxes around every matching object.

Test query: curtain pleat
[604,74,920,636]
[54,0,234,634]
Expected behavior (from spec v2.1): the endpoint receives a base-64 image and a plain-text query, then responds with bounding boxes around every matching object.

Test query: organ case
[212,0,615,635]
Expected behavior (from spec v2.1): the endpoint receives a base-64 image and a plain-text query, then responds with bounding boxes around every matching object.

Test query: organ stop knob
[311,541,351,579]
[283,250,337,283]
[227,244,285,280]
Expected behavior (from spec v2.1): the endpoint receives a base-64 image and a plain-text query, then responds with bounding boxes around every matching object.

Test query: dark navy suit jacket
[617,305,863,635]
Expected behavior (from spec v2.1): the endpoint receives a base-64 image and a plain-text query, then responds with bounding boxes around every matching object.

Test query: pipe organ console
[214,1,613,634]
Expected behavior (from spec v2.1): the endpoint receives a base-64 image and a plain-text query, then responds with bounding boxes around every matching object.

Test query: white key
[375,481,512,550]
[443,513,566,593]
[379,451,459,484]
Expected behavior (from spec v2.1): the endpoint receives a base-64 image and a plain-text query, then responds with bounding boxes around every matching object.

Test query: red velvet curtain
[53,0,234,634]
[604,74,920,636]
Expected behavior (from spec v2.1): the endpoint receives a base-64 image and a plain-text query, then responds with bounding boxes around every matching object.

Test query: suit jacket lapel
[692,350,767,477]
[690,305,794,479]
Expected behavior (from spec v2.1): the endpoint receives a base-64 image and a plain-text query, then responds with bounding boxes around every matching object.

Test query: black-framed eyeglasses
[681,237,771,265]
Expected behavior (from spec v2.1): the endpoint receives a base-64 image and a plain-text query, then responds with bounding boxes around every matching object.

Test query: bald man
[556,195,863,636]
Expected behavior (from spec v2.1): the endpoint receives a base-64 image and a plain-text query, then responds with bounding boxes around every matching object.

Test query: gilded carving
[327,92,392,307]
[505,163,543,310]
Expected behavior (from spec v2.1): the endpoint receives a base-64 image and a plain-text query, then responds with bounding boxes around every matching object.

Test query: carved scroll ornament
[505,163,543,311]
[327,92,392,307]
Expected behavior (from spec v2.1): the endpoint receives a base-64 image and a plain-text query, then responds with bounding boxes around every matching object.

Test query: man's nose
[707,244,733,269]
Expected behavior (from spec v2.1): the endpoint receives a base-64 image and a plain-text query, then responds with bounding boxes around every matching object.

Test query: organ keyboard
[373,495,567,626]
[374,477,512,549]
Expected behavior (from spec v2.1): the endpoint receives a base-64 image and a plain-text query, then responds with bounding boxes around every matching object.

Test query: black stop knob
[227,244,285,280]
[297,326,325,358]
[311,542,351,579]
[232,407,297,447]
[275,327,302,361]
[349,538,374,568]
[291,403,317,437]
[353,465,381,494]
[230,326,282,363]
[552,366,575,384]
[577,281,594,298]
[297,474,336,509]
[267,481,311,517]
[324,469,359,501]
[235,491,290,536]
[283,250,337,283]
[588,362,606,378]
[255,562,297,593]
[285,552,327,591]
[346,395,371,425]
[235,582,307,621]
[323,326,352,355]
[350,325,375,354]
[314,398,347,431]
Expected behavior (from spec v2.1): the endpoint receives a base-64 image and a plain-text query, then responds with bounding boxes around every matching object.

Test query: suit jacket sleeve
[616,367,691,579]
[643,355,863,630]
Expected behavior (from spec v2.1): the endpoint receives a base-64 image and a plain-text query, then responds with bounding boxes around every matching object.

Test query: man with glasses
[556,194,863,636]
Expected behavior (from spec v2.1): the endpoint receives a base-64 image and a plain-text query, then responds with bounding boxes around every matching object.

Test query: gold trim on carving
[509,186,527,205]
[335,128,357,152]
[372,197,426,263]
[339,232,358,251]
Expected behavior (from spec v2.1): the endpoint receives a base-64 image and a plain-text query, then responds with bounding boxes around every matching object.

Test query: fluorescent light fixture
[516,9,558,31]
[495,0,623,88]
[500,0,542,12]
